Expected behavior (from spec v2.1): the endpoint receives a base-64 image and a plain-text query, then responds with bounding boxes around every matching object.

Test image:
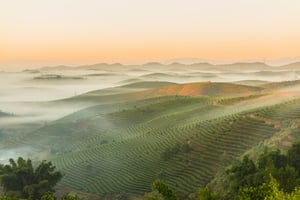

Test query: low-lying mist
[1,64,300,163]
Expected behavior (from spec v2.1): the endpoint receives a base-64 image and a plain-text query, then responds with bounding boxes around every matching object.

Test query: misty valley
[2,62,300,199]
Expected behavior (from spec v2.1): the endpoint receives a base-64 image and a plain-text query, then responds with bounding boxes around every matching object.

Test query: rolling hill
[63,81,263,104]
[234,80,270,86]
[261,79,300,89]
[119,81,177,89]
[140,82,263,97]
[7,90,298,197]
[280,62,300,70]
[2,78,300,199]
[41,97,300,196]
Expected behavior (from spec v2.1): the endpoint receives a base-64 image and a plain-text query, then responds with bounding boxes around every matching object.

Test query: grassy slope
[5,81,300,197]
[209,98,300,192]
[20,93,285,196]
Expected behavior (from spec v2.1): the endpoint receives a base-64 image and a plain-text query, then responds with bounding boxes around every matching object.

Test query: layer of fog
[0,147,37,164]
[1,67,300,163]
[0,70,131,102]
[1,68,300,122]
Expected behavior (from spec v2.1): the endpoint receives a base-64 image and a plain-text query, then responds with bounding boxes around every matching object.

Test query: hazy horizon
[2,57,300,71]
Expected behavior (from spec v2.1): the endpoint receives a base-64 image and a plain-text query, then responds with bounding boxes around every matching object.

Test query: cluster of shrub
[221,142,300,199]
[146,142,300,200]
[0,158,78,200]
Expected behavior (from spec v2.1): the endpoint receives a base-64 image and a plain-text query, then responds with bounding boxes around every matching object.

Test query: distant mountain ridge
[280,62,300,70]
[39,61,300,72]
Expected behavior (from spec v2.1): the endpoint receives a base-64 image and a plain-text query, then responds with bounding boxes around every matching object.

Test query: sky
[1,0,300,69]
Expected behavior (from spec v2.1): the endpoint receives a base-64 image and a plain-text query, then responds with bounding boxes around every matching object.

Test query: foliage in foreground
[142,142,300,200]
[151,179,177,200]
[222,142,300,199]
[238,175,300,200]
[196,187,219,200]
[0,157,63,200]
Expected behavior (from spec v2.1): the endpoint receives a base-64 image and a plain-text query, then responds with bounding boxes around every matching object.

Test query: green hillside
[54,97,300,196]
[10,93,297,197]
[3,81,300,198]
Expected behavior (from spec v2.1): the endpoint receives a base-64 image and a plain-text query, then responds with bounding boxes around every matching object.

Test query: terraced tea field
[42,96,300,196]
[3,78,300,198]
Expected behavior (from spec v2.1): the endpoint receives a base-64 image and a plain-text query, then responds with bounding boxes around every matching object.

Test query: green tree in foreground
[196,187,219,200]
[238,174,300,200]
[0,157,63,200]
[238,175,286,200]
[151,179,177,200]
[40,193,78,200]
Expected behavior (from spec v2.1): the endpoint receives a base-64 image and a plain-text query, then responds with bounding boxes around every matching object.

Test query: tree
[238,175,287,200]
[143,191,164,200]
[258,149,287,170]
[61,194,79,200]
[41,192,55,200]
[0,157,63,200]
[196,187,219,200]
[287,142,300,175]
[151,179,177,200]
[226,155,259,194]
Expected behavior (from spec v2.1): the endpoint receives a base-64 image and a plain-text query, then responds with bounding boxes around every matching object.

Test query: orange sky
[1,0,300,68]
